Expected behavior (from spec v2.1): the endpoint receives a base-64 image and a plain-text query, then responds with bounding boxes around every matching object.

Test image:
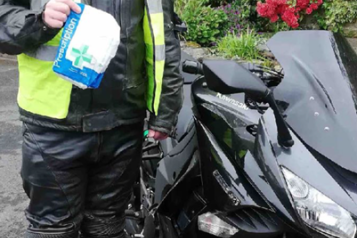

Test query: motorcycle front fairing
[266,31,357,210]
[242,31,357,237]
[268,31,357,176]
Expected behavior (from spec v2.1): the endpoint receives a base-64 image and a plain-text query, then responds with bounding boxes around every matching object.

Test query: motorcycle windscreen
[267,31,357,173]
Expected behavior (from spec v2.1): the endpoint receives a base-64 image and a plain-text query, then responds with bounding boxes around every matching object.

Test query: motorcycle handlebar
[182,60,204,75]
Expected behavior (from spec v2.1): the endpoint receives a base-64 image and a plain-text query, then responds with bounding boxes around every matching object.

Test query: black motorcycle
[125,31,357,238]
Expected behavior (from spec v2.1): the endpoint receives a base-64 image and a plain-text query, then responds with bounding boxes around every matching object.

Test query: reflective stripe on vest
[144,0,165,116]
[25,45,58,62]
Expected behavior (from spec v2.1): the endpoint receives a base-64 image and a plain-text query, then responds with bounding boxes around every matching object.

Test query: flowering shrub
[256,0,323,28]
[218,3,243,34]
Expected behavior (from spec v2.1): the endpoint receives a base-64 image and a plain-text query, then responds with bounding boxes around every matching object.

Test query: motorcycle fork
[138,167,155,218]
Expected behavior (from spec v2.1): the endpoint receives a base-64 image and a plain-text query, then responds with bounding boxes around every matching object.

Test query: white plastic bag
[53,3,120,89]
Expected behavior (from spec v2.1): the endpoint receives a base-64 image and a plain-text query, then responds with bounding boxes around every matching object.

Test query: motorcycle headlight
[282,167,356,238]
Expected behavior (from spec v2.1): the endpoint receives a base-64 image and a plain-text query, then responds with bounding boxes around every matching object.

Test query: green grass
[217,29,262,61]
[217,29,275,68]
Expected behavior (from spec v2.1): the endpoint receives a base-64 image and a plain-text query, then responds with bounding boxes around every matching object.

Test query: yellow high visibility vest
[17,0,165,119]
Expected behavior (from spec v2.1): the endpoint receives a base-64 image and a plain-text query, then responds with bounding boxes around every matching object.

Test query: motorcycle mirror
[203,59,294,148]
[203,60,270,99]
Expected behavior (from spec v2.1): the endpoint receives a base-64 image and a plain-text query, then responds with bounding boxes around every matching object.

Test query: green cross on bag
[71,45,93,68]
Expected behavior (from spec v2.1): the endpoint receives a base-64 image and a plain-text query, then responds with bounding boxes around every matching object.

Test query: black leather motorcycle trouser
[21,121,144,238]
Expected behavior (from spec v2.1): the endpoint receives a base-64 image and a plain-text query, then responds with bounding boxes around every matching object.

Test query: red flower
[257,2,277,18]
[270,15,279,22]
[256,0,323,28]
[296,0,310,9]
[276,4,288,14]
[281,7,299,28]
[306,7,313,14]
[310,3,318,10]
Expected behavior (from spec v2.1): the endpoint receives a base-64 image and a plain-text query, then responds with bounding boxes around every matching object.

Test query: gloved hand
[42,0,82,28]
[148,130,168,141]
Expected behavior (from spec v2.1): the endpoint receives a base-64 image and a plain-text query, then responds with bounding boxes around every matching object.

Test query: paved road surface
[0,57,27,237]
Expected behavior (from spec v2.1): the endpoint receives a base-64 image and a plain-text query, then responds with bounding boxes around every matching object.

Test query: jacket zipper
[118,0,122,27]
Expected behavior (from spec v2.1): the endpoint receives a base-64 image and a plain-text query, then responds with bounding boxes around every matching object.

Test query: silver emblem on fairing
[213,170,240,206]
[216,93,249,110]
